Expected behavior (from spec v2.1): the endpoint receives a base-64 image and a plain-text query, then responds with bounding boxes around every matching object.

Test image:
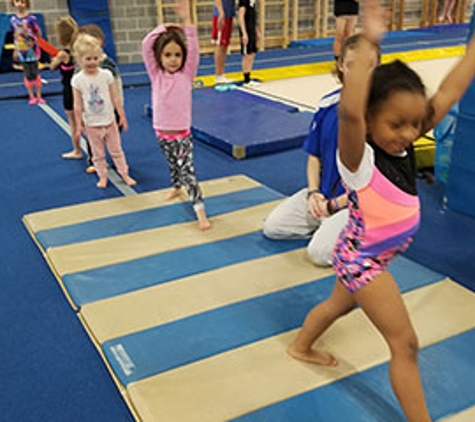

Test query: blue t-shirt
[213,0,236,18]
[302,88,344,199]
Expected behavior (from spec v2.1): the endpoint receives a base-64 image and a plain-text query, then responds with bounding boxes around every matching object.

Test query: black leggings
[157,132,204,209]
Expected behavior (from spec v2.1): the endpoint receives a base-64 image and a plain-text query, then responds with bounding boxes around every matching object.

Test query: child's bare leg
[354,271,431,422]
[288,281,356,366]
[97,178,108,188]
[166,187,182,200]
[195,206,211,231]
[62,110,83,159]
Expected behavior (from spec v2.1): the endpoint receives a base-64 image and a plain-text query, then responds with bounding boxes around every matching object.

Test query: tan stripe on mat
[441,406,475,422]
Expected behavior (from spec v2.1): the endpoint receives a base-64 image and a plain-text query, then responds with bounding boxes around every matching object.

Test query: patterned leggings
[157,130,204,210]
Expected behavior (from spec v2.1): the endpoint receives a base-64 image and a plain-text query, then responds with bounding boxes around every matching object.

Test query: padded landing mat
[192,88,312,159]
[23,175,475,421]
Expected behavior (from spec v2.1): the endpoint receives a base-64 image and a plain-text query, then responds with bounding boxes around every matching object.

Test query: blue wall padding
[102,255,443,385]
[36,186,282,249]
[290,24,468,49]
[235,329,475,422]
[446,4,475,217]
[63,234,308,306]
[446,117,475,215]
[67,0,116,60]
[192,88,312,158]
[0,13,11,69]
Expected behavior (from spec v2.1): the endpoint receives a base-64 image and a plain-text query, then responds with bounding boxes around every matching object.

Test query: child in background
[76,24,124,173]
[238,0,259,85]
[142,0,211,231]
[10,0,45,105]
[288,0,475,420]
[333,0,359,61]
[50,16,81,159]
[438,0,458,23]
[72,34,136,189]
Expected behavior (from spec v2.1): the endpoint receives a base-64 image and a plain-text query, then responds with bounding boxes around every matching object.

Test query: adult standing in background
[333,0,359,61]
[212,0,236,84]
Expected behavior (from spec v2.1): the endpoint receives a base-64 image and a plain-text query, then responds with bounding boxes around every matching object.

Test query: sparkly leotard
[333,142,420,292]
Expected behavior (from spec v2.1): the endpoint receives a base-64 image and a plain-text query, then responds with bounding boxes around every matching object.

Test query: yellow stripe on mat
[48,200,281,276]
[80,249,333,344]
[442,406,475,422]
[23,175,261,232]
[125,280,475,422]
[194,46,465,88]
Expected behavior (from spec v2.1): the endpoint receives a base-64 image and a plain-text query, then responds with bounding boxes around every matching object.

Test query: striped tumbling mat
[23,175,475,421]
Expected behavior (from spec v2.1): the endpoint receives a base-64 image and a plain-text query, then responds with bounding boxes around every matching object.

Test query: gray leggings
[157,132,204,210]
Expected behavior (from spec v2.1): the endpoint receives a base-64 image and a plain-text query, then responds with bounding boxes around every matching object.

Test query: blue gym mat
[192,88,312,159]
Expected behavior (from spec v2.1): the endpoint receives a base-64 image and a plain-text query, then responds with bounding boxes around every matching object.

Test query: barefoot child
[72,34,136,189]
[50,16,81,159]
[76,23,125,173]
[288,0,475,420]
[142,0,211,230]
[10,0,45,105]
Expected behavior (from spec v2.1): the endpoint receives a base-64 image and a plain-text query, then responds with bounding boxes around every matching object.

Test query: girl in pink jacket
[142,0,211,231]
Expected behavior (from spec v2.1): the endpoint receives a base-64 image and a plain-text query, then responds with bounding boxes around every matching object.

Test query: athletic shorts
[334,0,359,17]
[63,84,73,111]
[211,16,233,47]
[239,28,257,55]
[23,61,39,81]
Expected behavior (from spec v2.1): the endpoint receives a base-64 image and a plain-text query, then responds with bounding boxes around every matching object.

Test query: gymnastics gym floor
[2,25,475,421]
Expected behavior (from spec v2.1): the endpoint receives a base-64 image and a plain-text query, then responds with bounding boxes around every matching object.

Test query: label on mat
[110,343,135,377]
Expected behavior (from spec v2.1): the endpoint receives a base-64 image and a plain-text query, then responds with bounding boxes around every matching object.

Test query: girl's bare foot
[166,187,182,200]
[196,208,211,231]
[97,178,108,188]
[198,218,212,231]
[62,150,83,159]
[287,344,338,366]
[122,174,137,186]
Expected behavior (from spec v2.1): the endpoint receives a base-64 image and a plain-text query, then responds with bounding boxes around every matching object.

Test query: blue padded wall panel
[67,0,116,60]
[446,4,475,217]
[447,113,475,217]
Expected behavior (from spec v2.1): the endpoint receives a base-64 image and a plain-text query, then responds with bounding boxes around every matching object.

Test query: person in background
[212,0,236,84]
[10,0,45,105]
[72,34,136,189]
[333,0,359,61]
[238,0,260,85]
[75,24,125,173]
[50,16,81,159]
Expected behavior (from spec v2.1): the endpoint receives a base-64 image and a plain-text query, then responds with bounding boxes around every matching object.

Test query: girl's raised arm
[338,0,387,172]
[142,26,163,78]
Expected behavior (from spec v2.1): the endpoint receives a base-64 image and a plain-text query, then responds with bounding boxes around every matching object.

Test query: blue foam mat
[192,88,312,158]
[102,255,443,385]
